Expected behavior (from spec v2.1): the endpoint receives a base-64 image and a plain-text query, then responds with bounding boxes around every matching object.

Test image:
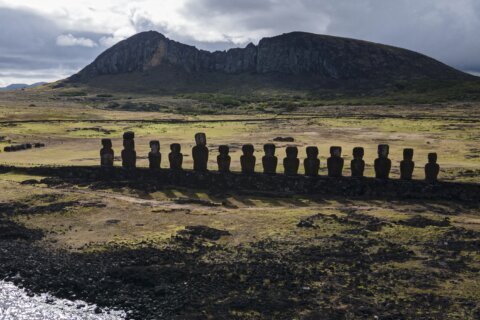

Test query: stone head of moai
[150,140,160,153]
[264,143,276,157]
[101,138,112,149]
[286,146,298,158]
[403,148,414,161]
[330,146,342,158]
[425,152,440,183]
[284,146,299,176]
[378,144,389,158]
[242,144,254,156]
[169,143,183,170]
[304,146,320,177]
[353,147,364,159]
[171,143,181,153]
[306,146,319,159]
[217,145,231,173]
[195,132,207,146]
[123,131,135,149]
[328,146,344,177]
[400,148,415,180]
[219,145,229,156]
[351,147,365,177]
[375,144,391,179]
[241,144,256,174]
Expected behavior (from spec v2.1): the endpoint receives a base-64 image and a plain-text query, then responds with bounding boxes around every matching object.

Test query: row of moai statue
[100,132,440,182]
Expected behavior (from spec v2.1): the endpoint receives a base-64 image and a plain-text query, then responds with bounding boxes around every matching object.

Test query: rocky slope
[69,31,474,93]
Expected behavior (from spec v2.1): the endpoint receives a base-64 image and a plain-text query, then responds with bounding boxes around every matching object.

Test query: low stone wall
[2,165,479,203]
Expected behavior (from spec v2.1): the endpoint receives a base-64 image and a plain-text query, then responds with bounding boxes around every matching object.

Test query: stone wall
[1,165,478,203]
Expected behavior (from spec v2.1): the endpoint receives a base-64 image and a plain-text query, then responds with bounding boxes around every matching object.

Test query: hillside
[66,31,477,96]
[0,82,47,92]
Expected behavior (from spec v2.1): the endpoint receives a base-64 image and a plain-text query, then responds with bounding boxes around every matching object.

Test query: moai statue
[400,148,415,180]
[121,131,136,169]
[100,139,114,167]
[262,143,277,174]
[217,145,231,173]
[351,147,365,177]
[374,144,391,179]
[425,153,440,183]
[192,133,208,171]
[169,143,183,170]
[283,146,299,176]
[148,140,161,170]
[327,146,344,177]
[241,144,256,174]
[304,146,320,177]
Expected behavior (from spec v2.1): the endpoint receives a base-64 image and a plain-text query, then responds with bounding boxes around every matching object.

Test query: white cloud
[0,67,75,87]
[56,34,97,47]
[466,70,480,77]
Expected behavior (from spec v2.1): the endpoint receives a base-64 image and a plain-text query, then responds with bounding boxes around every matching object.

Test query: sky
[1,0,480,87]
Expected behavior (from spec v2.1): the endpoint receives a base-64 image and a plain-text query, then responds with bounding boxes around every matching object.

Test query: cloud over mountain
[1,0,480,86]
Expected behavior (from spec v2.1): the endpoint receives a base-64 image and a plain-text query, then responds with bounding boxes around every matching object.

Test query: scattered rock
[177,225,231,240]
[174,197,222,207]
[399,215,450,228]
[105,219,121,225]
[297,219,316,228]
[20,179,40,185]
[67,127,115,135]
[273,136,295,142]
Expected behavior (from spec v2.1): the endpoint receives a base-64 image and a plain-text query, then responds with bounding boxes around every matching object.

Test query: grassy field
[0,88,478,181]
[0,88,479,319]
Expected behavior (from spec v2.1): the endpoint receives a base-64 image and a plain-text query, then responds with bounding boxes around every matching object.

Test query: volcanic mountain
[68,31,475,94]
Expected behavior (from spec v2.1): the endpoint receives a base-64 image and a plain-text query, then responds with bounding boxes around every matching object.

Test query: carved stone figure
[121,131,136,169]
[400,148,415,180]
[100,139,114,167]
[304,146,320,177]
[241,144,256,174]
[425,152,440,182]
[327,146,344,177]
[374,144,391,179]
[262,143,277,174]
[148,140,161,170]
[283,146,299,175]
[169,143,183,170]
[192,133,208,171]
[350,147,365,177]
[217,145,231,173]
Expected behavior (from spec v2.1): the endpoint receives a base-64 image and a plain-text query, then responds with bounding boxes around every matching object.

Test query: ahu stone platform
[1,165,478,203]
[1,131,478,203]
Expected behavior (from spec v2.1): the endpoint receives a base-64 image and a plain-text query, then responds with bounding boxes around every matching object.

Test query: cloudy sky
[1,0,480,86]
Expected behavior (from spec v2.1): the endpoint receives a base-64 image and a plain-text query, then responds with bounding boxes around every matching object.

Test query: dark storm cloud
[181,0,480,72]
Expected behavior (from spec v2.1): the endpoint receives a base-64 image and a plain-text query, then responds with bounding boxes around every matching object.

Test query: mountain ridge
[0,82,47,91]
[68,31,476,94]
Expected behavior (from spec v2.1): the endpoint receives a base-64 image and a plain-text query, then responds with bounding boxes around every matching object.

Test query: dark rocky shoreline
[1,209,480,319]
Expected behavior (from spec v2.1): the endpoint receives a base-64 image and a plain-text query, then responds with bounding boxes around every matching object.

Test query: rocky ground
[1,175,480,319]
[0,93,479,319]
